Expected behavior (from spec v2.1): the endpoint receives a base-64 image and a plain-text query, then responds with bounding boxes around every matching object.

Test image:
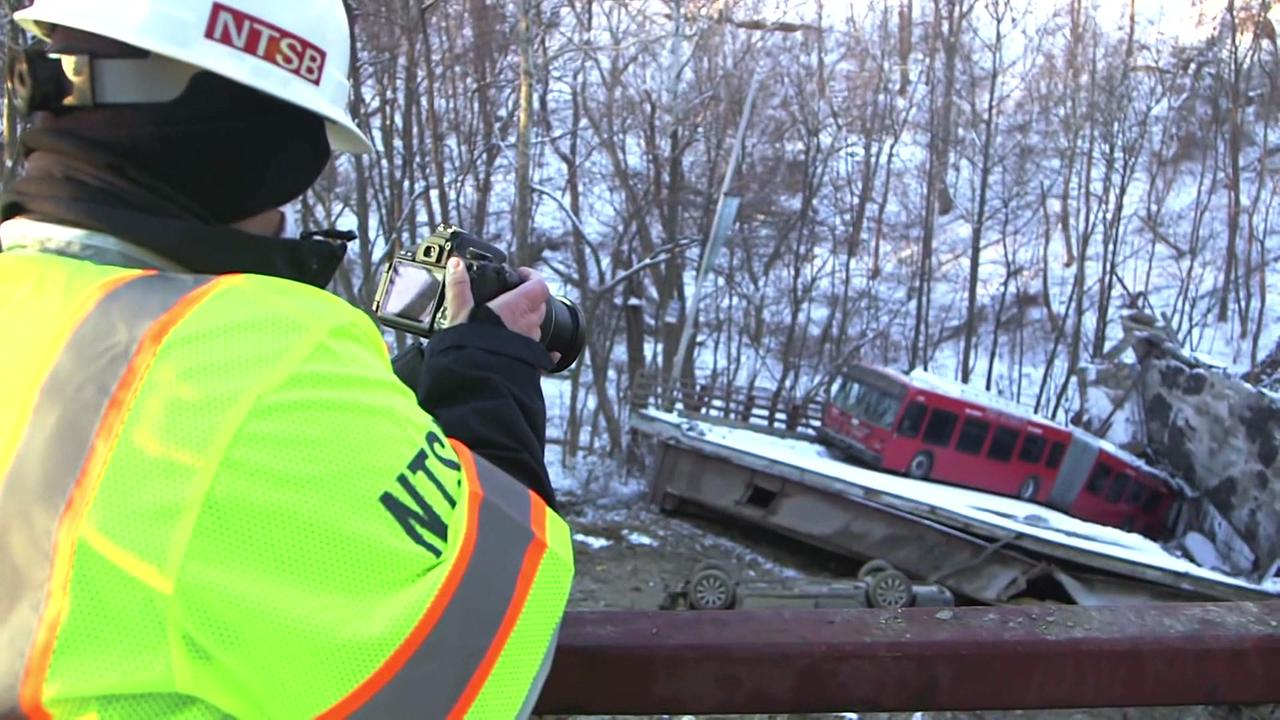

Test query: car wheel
[857,558,896,580]
[688,565,736,610]
[868,569,914,609]
[906,451,933,479]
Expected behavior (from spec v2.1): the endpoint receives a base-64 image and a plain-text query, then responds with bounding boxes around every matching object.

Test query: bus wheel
[868,569,914,609]
[1018,476,1040,501]
[906,451,933,479]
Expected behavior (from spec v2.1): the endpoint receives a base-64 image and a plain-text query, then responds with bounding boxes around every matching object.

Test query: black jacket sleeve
[391,305,557,509]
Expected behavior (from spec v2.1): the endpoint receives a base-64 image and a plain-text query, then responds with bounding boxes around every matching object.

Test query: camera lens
[540,296,585,373]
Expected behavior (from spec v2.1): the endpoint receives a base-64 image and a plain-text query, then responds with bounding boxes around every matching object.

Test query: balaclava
[37,26,332,224]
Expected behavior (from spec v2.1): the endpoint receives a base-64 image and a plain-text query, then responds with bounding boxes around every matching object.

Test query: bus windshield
[832,372,905,428]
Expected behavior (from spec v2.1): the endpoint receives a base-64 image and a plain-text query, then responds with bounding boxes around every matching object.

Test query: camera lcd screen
[380,258,444,324]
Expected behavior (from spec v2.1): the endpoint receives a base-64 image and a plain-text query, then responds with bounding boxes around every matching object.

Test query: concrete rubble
[1077,312,1280,579]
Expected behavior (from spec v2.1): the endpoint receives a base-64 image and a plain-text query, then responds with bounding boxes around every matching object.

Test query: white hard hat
[14,0,373,154]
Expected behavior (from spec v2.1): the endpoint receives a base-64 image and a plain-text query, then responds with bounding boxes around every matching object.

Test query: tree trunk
[342,1,373,307]
[962,4,1001,382]
[467,0,499,236]
[3,0,24,184]
[1219,0,1242,325]
[513,0,536,266]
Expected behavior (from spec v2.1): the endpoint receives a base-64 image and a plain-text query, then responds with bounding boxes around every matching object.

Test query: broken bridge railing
[534,603,1280,715]
[631,371,825,437]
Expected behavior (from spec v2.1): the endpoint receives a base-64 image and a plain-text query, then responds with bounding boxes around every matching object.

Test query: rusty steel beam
[535,603,1280,715]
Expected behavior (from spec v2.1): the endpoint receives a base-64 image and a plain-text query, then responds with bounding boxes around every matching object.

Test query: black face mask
[37,70,332,224]
[2,131,349,288]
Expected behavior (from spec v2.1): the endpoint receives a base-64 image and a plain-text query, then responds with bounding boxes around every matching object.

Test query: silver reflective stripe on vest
[0,272,214,715]
[350,452,545,719]
[516,622,560,720]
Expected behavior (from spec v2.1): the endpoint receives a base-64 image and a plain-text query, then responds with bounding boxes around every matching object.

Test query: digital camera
[372,224,583,373]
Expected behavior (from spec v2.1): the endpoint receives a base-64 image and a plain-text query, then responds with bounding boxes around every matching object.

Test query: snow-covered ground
[640,409,1280,595]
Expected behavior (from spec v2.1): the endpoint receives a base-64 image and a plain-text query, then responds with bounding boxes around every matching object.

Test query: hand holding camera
[442,257,547,340]
[372,224,584,372]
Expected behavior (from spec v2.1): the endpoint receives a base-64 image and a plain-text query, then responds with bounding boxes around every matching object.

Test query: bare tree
[960,0,1009,382]
[513,0,538,266]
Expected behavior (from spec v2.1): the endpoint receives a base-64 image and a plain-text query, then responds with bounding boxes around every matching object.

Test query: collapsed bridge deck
[633,409,1280,604]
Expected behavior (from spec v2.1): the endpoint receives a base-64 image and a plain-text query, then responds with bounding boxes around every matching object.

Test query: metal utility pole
[667,74,760,404]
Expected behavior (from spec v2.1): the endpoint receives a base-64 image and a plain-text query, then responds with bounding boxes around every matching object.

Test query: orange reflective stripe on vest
[329,441,552,719]
[0,271,224,718]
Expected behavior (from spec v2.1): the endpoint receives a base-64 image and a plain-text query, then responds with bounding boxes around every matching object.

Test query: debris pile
[1078,312,1280,579]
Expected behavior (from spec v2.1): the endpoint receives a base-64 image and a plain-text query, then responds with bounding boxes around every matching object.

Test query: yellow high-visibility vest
[0,248,574,718]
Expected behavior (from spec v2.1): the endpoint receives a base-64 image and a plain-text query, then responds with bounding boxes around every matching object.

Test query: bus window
[1142,491,1163,513]
[1126,482,1148,507]
[897,402,927,438]
[1018,434,1046,464]
[832,378,850,406]
[956,419,991,455]
[922,409,959,447]
[1107,473,1133,504]
[833,375,905,428]
[987,426,1020,462]
[1086,464,1112,494]
[1046,441,1066,469]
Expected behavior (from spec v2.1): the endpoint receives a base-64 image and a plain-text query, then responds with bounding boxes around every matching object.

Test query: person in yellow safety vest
[0,0,574,717]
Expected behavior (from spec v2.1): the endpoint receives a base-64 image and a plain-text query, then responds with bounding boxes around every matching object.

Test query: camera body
[373,224,520,337]
[372,224,584,373]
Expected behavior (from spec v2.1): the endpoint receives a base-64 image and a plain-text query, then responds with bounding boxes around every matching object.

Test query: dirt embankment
[561,489,855,611]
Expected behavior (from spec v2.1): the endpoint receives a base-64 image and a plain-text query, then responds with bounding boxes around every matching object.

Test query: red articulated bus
[816,364,1180,540]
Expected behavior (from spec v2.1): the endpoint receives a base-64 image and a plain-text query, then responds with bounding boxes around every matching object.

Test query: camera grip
[467,261,522,305]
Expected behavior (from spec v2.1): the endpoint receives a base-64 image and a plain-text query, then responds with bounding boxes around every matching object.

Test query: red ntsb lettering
[204,2,327,85]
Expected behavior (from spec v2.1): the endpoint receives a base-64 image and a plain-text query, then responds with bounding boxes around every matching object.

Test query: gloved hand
[442,256,548,342]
